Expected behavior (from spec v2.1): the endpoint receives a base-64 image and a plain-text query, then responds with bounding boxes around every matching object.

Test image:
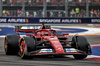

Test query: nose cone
[48,37,64,53]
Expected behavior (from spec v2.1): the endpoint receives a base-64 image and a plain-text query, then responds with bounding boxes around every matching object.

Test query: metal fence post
[22,0,25,17]
[0,0,2,17]
[65,0,68,17]
[43,0,47,17]
[86,0,89,17]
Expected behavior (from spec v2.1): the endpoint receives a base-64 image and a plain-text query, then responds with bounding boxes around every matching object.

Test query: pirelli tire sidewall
[19,36,36,59]
[5,34,20,55]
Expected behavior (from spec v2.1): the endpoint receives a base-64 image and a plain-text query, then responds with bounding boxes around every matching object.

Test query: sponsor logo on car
[39,49,53,53]
[52,41,58,43]
[66,48,77,52]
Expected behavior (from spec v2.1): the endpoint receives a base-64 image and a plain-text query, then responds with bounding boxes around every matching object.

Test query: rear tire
[5,34,20,55]
[19,36,36,59]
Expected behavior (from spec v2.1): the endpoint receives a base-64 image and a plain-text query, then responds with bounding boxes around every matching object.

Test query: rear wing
[15,25,41,33]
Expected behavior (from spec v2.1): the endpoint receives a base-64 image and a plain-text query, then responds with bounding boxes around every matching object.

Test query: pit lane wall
[0,17,100,24]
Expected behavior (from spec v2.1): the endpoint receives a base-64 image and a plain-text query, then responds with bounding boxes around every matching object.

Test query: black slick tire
[19,36,36,59]
[5,34,20,55]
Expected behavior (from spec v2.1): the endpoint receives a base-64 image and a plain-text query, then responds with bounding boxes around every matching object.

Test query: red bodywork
[15,25,86,56]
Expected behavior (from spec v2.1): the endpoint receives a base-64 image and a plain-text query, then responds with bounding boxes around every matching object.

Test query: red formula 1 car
[4,24,92,59]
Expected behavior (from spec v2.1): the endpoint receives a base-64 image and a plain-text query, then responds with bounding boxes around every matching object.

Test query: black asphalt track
[0,35,100,66]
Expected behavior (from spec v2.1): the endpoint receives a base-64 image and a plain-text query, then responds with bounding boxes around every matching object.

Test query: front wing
[25,48,91,56]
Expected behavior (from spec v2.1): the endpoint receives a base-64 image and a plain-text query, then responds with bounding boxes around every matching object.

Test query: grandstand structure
[0,0,100,18]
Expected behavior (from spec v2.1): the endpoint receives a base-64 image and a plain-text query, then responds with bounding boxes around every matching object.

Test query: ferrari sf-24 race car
[4,24,92,59]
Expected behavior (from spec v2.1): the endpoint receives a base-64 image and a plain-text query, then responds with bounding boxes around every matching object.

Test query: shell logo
[0,29,2,31]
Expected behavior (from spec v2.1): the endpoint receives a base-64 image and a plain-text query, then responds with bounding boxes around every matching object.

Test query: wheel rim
[20,41,28,59]
[5,39,7,52]
[20,41,24,54]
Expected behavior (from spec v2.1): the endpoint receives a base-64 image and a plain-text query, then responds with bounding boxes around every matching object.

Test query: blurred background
[0,0,100,18]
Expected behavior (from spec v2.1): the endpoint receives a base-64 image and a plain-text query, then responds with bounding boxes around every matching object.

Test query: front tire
[72,36,92,59]
[19,36,36,59]
[73,55,87,59]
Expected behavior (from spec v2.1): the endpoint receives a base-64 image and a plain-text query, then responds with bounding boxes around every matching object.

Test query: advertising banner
[0,17,100,24]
